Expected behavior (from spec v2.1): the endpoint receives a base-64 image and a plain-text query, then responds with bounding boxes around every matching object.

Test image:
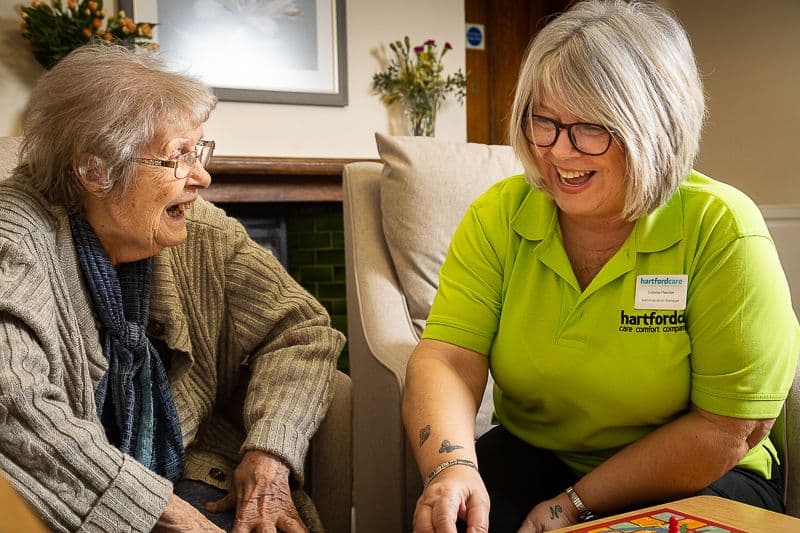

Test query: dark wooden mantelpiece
[203,155,379,203]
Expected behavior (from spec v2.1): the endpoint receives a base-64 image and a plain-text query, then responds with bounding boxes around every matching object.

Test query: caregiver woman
[402,1,799,532]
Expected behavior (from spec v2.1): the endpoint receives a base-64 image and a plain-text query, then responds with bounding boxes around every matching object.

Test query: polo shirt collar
[510,186,684,254]
[633,188,684,253]
[511,188,557,241]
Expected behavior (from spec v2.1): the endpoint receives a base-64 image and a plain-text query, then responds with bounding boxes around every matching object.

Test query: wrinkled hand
[517,493,577,533]
[153,494,225,532]
[205,450,306,533]
[413,465,489,533]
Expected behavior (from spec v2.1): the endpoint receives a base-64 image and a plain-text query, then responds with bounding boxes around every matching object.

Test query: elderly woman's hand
[413,466,490,533]
[154,494,225,532]
[517,492,577,533]
[205,450,306,533]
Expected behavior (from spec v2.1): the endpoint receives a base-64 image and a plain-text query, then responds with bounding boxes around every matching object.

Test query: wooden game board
[568,508,747,533]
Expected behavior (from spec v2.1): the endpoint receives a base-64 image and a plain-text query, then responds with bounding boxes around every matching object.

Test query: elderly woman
[0,44,344,532]
[403,1,799,532]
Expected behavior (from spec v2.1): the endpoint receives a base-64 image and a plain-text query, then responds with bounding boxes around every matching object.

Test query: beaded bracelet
[423,459,478,488]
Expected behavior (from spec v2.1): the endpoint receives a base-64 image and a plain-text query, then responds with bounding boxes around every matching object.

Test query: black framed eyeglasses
[132,139,215,180]
[522,114,614,156]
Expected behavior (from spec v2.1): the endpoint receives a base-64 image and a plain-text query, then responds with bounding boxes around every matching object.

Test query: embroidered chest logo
[618,310,686,334]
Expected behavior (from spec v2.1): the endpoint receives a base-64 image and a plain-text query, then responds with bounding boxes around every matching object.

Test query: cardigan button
[208,468,226,482]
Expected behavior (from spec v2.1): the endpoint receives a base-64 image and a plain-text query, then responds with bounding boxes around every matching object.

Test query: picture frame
[119,0,348,106]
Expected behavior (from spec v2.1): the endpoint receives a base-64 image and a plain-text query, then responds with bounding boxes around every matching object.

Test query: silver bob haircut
[16,42,217,213]
[509,0,705,220]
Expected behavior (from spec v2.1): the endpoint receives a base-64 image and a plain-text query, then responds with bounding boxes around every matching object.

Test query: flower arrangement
[373,37,466,136]
[20,0,157,69]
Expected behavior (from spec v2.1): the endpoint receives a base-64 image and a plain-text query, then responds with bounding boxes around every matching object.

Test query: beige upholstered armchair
[343,134,522,531]
[344,133,800,531]
[0,136,353,533]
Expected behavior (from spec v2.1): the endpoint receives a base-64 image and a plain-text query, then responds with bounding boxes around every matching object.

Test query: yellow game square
[679,518,708,529]
[586,528,613,533]
[631,517,666,527]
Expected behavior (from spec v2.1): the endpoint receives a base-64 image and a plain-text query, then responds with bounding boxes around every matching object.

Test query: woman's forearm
[402,339,489,478]
[575,408,759,514]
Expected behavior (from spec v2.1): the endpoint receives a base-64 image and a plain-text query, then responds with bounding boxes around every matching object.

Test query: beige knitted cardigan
[0,177,345,532]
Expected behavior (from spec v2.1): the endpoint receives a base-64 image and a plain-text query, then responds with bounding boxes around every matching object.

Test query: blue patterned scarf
[70,215,184,482]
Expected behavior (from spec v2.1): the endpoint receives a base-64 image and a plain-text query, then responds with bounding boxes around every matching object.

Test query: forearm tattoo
[438,440,464,453]
[549,504,564,520]
[418,425,431,447]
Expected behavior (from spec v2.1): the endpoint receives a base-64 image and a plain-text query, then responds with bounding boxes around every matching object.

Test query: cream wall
[667,0,800,205]
[0,0,40,136]
[0,0,466,158]
[2,1,797,178]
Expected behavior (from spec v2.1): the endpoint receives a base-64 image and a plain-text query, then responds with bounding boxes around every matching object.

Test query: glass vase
[404,103,438,137]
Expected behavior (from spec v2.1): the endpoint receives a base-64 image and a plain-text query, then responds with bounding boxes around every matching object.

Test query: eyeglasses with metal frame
[522,113,614,156]
[132,139,215,179]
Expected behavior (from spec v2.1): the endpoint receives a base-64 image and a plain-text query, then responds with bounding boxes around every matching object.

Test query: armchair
[343,133,800,530]
[0,136,353,533]
[344,134,521,531]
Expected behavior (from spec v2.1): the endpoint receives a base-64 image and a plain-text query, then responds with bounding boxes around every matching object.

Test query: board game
[567,508,747,532]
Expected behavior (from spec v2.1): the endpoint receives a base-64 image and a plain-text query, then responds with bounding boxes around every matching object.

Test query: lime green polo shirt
[423,171,799,478]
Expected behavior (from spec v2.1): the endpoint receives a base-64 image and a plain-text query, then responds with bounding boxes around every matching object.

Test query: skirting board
[760,204,800,317]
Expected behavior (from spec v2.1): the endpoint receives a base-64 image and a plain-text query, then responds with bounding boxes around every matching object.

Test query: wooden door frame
[465,0,571,144]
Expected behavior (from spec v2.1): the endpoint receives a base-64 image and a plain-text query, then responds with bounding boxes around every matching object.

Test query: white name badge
[634,274,688,310]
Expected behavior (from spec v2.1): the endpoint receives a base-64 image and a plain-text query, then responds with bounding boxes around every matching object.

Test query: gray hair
[509,0,705,219]
[16,42,217,213]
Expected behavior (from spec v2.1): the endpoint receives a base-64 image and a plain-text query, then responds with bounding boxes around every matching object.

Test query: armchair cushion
[376,132,523,334]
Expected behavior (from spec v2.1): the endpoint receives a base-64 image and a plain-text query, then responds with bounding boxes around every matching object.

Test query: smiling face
[82,123,211,265]
[530,102,629,225]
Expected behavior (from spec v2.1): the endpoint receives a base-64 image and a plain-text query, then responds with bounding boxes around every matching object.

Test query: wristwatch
[565,486,596,522]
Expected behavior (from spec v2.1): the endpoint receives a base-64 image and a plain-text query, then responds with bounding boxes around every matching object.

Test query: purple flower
[444,42,453,50]
[424,39,435,46]
[413,46,424,53]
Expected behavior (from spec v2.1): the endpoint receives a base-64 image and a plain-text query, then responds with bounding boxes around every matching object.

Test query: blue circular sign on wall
[467,26,483,47]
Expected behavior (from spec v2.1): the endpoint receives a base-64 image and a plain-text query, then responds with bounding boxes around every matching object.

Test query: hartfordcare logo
[619,310,686,333]
[637,276,685,286]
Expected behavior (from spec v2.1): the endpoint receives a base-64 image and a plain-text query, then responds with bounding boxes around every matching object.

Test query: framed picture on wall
[119,0,348,106]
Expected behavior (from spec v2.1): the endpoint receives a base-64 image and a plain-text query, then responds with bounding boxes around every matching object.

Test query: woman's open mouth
[166,202,190,219]
[557,168,595,187]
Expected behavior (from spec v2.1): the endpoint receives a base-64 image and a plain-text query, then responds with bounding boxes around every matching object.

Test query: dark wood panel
[464,0,571,145]
[207,155,378,176]
[487,0,531,145]
[466,0,490,144]
[203,155,379,203]
[202,178,343,203]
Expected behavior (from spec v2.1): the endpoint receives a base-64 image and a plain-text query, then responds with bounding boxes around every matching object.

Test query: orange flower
[88,1,98,10]
[92,18,102,28]
[81,27,92,38]
[121,18,136,34]
[102,32,113,42]
[67,0,77,8]
[137,23,152,38]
